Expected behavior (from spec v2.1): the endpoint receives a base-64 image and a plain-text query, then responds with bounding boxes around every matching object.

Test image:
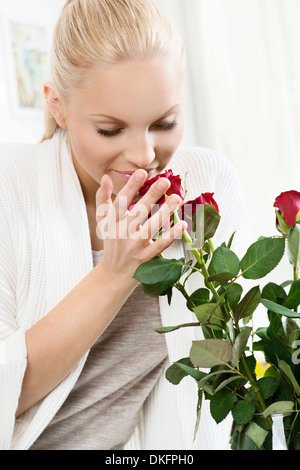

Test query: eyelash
[96,121,177,137]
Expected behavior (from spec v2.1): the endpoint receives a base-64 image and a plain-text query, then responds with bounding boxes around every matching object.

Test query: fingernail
[157,179,169,190]
[134,170,146,182]
[168,196,180,210]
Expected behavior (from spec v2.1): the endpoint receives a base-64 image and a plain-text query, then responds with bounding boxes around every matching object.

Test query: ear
[43,82,68,129]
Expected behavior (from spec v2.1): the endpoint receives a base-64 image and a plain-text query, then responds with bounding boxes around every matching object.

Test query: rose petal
[274,190,300,228]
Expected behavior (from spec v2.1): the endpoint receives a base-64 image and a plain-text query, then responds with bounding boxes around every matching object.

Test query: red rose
[128,171,184,234]
[274,190,300,234]
[178,192,219,234]
[138,169,184,205]
[182,193,219,214]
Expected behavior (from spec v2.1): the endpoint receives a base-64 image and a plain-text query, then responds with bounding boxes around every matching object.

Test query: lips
[112,169,156,179]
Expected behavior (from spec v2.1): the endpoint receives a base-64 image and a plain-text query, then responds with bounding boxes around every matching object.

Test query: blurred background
[0,0,299,308]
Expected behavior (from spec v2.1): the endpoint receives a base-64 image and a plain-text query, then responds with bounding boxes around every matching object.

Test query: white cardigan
[0,130,245,450]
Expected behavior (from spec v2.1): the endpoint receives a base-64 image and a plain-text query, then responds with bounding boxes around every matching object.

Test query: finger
[114,169,148,219]
[144,220,188,259]
[96,174,113,205]
[138,194,182,240]
[96,174,113,224]
[128,177,171,224]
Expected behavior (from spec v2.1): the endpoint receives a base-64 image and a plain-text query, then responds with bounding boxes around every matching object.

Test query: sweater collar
[37,130,93,311]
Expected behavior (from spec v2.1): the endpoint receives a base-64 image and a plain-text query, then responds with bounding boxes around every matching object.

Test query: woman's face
[61,58,185,202]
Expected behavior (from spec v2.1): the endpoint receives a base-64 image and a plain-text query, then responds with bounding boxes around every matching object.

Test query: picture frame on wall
[2,14,50,119]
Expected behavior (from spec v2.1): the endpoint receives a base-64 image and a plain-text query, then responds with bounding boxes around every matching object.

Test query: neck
[71,154,100,206]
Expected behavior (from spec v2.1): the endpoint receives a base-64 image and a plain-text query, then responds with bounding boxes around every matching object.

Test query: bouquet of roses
[133,169,300,450]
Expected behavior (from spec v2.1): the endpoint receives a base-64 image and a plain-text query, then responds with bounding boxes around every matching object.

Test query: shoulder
[0,138,56,219]
[0,137,57,187]
[0,141,38,183]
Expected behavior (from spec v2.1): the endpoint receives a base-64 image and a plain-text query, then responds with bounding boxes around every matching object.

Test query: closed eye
[152,121,178,131]
[97,127,123,137]
[96,121,177,137]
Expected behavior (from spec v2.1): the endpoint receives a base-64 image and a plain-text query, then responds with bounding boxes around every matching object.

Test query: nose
[123,132,155,168]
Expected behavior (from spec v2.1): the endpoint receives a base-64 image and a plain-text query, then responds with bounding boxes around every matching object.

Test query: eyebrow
[88,104,181,122]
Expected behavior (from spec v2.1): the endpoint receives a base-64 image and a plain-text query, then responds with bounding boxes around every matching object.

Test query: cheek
[156,125,184,169]
[69,128,112,167]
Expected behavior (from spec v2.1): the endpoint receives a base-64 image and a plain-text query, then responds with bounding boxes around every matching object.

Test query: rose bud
[274,190,300,235]
[178,192,219,234]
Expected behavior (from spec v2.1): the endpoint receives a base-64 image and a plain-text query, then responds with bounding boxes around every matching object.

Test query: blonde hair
[41,0,184,141]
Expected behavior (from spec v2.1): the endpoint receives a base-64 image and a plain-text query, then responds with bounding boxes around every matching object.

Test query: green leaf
[198,368,234,389]
[257,377,280,399]
[277,359,300,396]
[262,401,294,418]
[262,282,287,303]
[264,337,292,368]
[285,280,300,309]
[189,288,210,308]
[273,383,295,403]
[231,327,252,368]
[190,339,233,368]
[226,283,243,311]
[173,361,206,382]
[210,389,238,424]
[233,286,261,323]
[239,434,259,450]
[213,375,241,393]
[192,303,229,328]
[285,318,300,348]
[264,365,281,380]
[194,390,203,441]
[227,231,236,249]
[141,282,172,297]
[267,310,283,339]
[209,246,240,278]
[133,256,185,286]
[255,326,269,341]
[204,205,221,241]
[259,298,300,319]
[207,272,236,283]
[165,357,195,385]
[193,204,221,242]
[232,400,256,425]
[245,421,269,449]
[240,237,285,279]
[287,223,300,269]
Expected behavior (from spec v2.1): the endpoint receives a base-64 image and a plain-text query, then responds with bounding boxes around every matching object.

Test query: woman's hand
[96,169,187,286]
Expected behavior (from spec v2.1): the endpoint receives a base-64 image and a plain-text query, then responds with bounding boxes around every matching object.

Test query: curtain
[157,0,300,286]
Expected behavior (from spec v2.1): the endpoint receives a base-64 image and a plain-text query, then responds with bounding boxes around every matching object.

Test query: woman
[0,0,244,450]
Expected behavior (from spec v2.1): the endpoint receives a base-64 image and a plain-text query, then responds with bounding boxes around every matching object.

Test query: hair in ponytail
[41,0,184,141]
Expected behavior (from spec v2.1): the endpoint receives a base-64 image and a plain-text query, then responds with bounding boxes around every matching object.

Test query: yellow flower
[255,360,270,377]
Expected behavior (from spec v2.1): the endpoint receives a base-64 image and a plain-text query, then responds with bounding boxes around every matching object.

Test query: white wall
[0,0,64,143]
[159,0,300,285]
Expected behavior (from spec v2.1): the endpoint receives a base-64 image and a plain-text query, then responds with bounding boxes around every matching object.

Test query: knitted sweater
[0,130,245,450]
